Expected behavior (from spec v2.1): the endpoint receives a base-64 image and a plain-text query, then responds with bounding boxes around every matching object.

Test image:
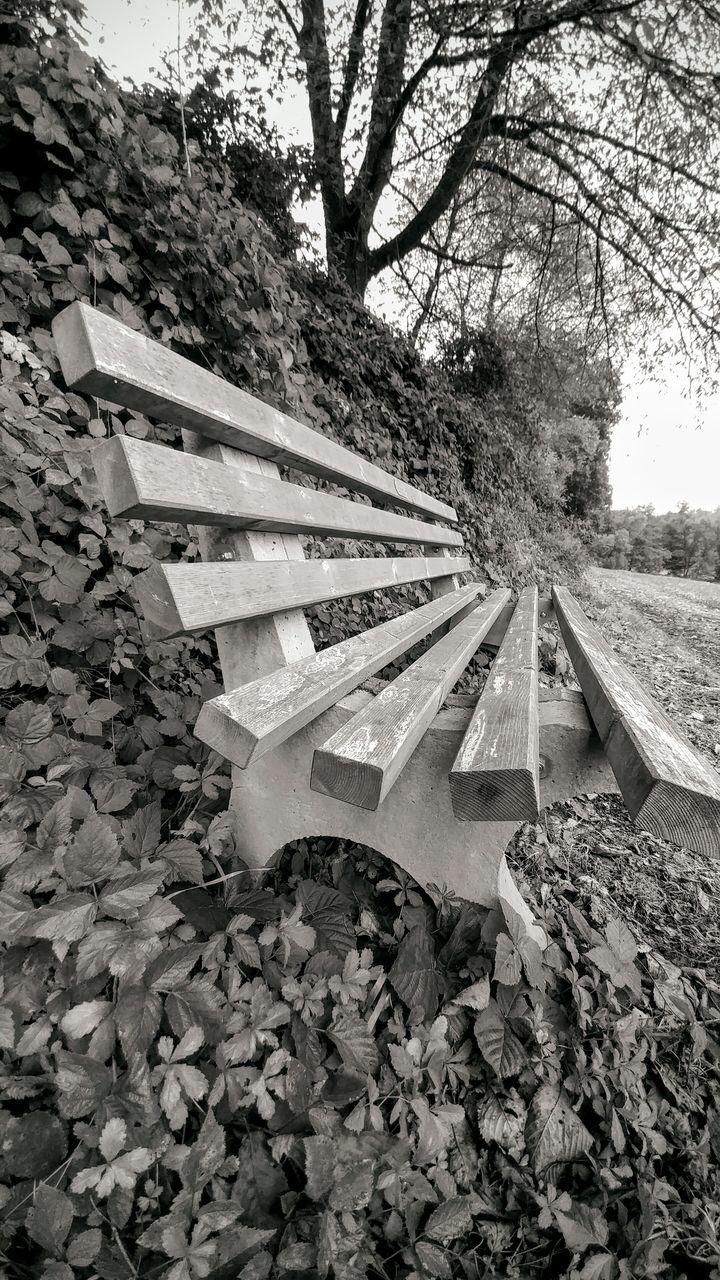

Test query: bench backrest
[52,302,472,684]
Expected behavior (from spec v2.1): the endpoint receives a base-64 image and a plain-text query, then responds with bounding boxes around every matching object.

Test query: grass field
[509,566,720,978]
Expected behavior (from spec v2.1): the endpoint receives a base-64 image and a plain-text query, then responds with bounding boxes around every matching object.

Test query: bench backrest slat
[194,583,482,769]
[185,439,316,687]
[450,585,540,821]
[136,554,472,640]
[52,301,457,522]
[94,435,463,547]
[310,588,511,810]
[553,586,720,855]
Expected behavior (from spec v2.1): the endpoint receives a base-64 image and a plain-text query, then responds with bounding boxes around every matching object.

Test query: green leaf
[16,84,43,116]
[63,810,120,887]
[304,1136,335,1200]
[166,978,225,1041]
[297,880,354,955]
[159,837,204,885]
[554,1203,609,1254]
[31,894,97,944]
[181,1108,225,1192]
[26,1185,73,1254]
[66,1229,102,1267]
[477,1087,526,1151]
[0,1111,67,1178]
[329,1159,374,1211]
[100,868,165,918]
[115,985,162,1057]
[493,932,522,985]
[175,888,230,934]
[525,1083,594,1173]
[587,919,642,994]
[389,925,439,1019]
[474,1001,527,1077]
[49,200,82,235]
[91,772,138,813]
[222,1226,276,1265]
[451,976,490,1012]
[424,1196,473,1243]
[15,191,44,216]
[276,1243,316,1271]
[415,1241,453,1278]
[145,943,204,992]
[0,1007,15,1049]
[499,898,546,989]
[61,999,112,1039]
[327,1011,379,1075]
[122,802,161,859]
[574,1255,615,1280]
[54,1051,111,1118]
[233,1134,288,1225]
[411,1097,465,1164]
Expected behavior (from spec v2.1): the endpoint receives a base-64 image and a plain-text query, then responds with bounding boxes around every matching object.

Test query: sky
[80,0,720,515]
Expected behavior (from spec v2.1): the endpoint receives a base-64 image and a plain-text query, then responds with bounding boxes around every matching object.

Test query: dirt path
[578,567,720,764]
[509,567,720,978]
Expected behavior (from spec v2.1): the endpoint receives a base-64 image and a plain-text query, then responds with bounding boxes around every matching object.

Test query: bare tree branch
[335,0,372,140]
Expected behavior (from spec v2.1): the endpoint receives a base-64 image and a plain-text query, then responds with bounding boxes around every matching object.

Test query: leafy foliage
[3,811,720,1279]
[2,9,718,1278]
[594,505,720,581]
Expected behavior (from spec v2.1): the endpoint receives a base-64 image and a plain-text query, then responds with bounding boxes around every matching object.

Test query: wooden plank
[480,594,554,651]
[423,543,465,639]
[181,438,315,687]
[424,544,464,598]
[310,588,511,810]
[53,301,457,522]
[449,586,540,821]
[553,586,720,855]
[194,584,482,768]
[135,553,472,640]
[93,435,463,547]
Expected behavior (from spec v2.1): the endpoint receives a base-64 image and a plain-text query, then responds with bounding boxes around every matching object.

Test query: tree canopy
[192,0,720,372]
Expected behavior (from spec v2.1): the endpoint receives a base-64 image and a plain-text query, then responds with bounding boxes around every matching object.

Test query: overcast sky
[81,0,719,515]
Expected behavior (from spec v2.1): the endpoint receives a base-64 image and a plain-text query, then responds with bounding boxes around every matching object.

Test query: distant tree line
[593,505,720,580]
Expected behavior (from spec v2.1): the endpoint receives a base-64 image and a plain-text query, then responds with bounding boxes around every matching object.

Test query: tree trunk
[326,215,372,296]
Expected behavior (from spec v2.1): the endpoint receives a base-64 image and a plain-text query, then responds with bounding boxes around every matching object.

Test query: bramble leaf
[525,1083,594,1173]
[474,1001,527,1077]
[389,925,439,1019]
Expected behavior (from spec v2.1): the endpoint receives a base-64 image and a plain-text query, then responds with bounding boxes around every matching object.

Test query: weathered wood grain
[480,595,554,651]
[93,435,463,547]
[135,553,472,640]
[310,588,511,809]
[423,543,468,638]
[553,586,720,856]
[194,583,482,768]
[449,586,540,821]
[53,301,456,522]
[180,438,315,687]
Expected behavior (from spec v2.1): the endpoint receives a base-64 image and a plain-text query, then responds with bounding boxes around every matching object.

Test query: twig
[177,0,191,178]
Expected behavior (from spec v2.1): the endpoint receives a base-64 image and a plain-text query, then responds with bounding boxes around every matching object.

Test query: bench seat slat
[136,554,472,639]
[553,586,720,855]
[94,435,463,548]
[194,583,482,768]
[52,301,457,523]
[310,588,511,810]
[449,585,540,821]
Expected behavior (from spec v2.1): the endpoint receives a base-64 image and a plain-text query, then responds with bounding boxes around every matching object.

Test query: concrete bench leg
[226,688,617,947]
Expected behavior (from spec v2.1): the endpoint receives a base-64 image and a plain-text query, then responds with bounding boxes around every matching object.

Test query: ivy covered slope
[2,10,720,1280]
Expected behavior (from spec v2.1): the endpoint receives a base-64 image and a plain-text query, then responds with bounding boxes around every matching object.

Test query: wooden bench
[52,303,720,936]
